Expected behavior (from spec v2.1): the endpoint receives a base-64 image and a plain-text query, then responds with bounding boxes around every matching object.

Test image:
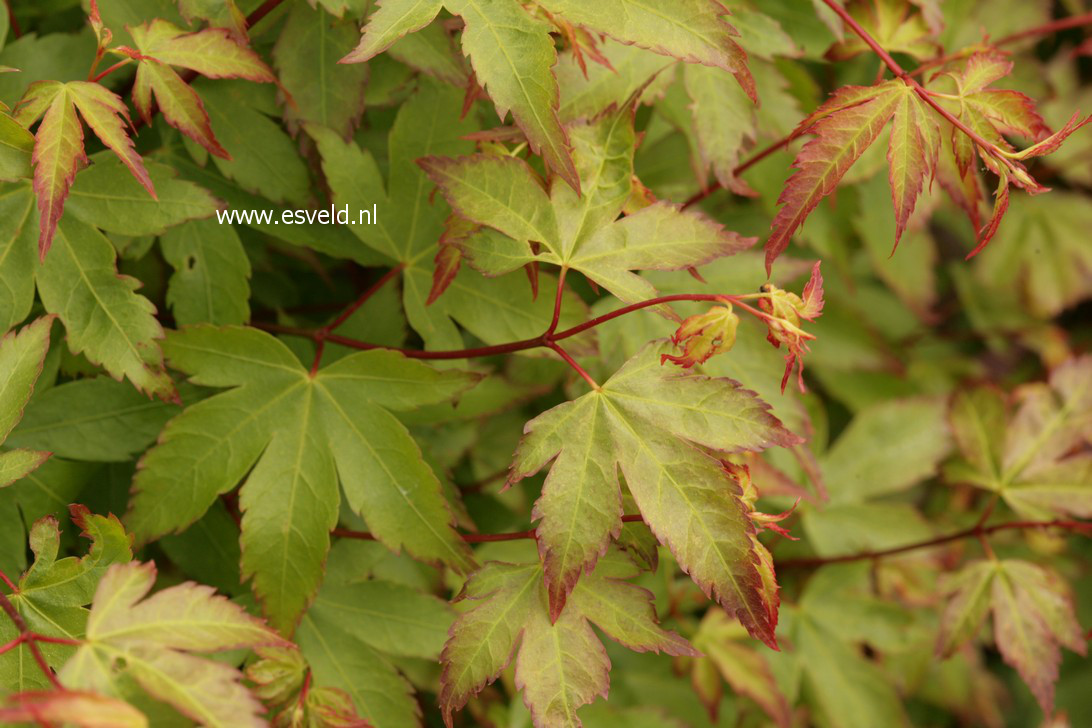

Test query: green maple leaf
[0,186,175,399]
[58,560,291,727]
[440,549,695,727]
[14,79,156,258]
[420,101,753,307]
[272,2,368,139]
[0,507,132,691]
[297,573,454,727]
[342,0,753,191]
[0,316,52,487]
[509,341,799,640]
[307,79,593,351]
[947,356,1092,520]
[126,325,480,633]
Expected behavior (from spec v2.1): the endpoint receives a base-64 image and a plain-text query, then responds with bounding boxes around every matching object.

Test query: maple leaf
[509,341,800,638]
[0,506,132,691]
[14,80,156,258]
[937,559,1087,715]
[765,81,911,272]
[307,80,595,352]
[440,549,696,727]
[0,316,52,487]
[128,19,277,159]
[57,560,291,727]
[126,325,480,633]
[946,356,1092,520]
[342,0,755,191]
[296,570,454,726]
[0,690,148,728]
[692,609,792,728]
[421,101,753,307]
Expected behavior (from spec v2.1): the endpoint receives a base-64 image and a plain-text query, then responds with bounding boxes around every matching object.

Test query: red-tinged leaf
[133,60,230,159]
[340,0,443,65]
[67,82,155,199]
[1009,111,1092,160]
[955,50,1012,96]
[888,90,937,248]
[30,87,85,259]
[968,90,1050,140]
[795,82,897,134]
[967,173,1009,259]
[131,19,277,82]
[935,126,982,229]
[799,261,824,320]
[991,561,1087,716]
[765,84,904,273]
[428,243,462,305]
[0,691,148,727]
[88,0,111,49]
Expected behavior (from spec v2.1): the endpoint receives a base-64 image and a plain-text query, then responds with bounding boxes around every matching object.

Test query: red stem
[777,519,1091,568]
[996,11,1092,46]
[89,58,131,84]
[307,265,404,375]
[819,0,1010,164]
[0,566,15,592]
[4,0,19,38]
[682,135,799,209]
[255,293,737,361]
[0,589,63,690]
[547,341,600,390]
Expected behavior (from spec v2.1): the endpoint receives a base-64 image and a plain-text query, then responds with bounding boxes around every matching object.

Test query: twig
[308,264,404,374]
[682,134,799,209]
[3,0,19,39]
[253,292,745,361]
[776,519,1091,568]
[819,0,1011,168]
[0,584,65,690]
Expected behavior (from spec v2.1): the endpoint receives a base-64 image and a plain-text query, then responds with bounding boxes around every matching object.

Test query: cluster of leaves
[0,0,1089,727]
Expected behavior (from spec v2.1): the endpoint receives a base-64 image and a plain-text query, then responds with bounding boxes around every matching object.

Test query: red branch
[777,519,1092,568]
[818,0,1009,165]
[254,293,740,361]
[3,0,20,38]
[309,264,404,375]
[0,574,74,690]
[685,7,1092,210]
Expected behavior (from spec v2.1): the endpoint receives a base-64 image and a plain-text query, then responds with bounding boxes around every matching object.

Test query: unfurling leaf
[662,304,739,368]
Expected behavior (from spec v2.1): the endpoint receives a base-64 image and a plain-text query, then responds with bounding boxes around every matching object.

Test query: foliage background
[0,0,1090,726]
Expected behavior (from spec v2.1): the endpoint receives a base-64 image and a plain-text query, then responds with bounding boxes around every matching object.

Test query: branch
[0,578,68,690]
[309,264,404,374]
[776,519,1092,568]
[818,0,1013,169]
[4,0,19,38]
[253,293,739,360]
